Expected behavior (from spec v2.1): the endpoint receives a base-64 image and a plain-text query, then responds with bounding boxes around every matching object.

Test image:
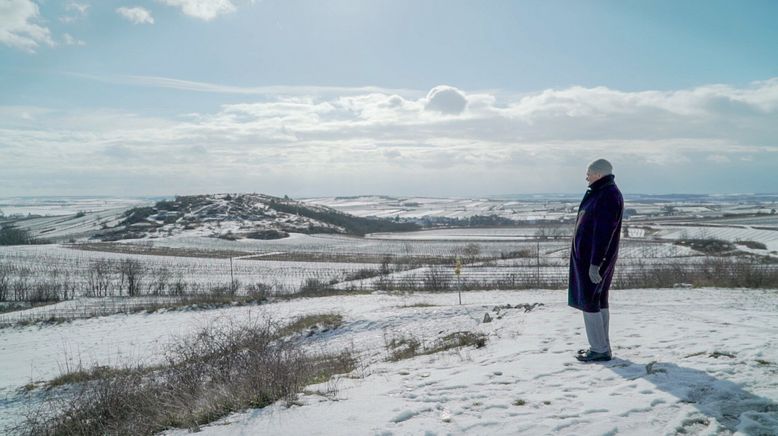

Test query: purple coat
[568,174,624,313]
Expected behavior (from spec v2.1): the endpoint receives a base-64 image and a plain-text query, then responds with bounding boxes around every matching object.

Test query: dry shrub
[18,314,356,435]
[385,330,487,362]
[614,257,778,289]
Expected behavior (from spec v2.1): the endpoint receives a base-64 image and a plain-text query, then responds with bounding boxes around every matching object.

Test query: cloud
[2,79,778,196]
[66,2,89,15]
[67,73,418,97]
[0,0,54,52]
[424,85,468,115]
[60,2,89,23]
[707,154,731,164]
[116,6,155,24]
[157,0,236,21]
[62,33,85,46]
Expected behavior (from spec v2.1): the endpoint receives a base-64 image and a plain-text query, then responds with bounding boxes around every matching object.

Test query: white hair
[588,158,613,175]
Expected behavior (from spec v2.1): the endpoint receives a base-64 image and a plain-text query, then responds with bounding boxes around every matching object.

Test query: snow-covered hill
[92,193,348,242]
[3,194,419,243]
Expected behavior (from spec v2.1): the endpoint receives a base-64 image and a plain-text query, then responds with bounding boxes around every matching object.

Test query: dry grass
[615,257,778,289]
[385,330,487,362]
[1,293,269,329]
[276,313,344,337]
[398,302,438,308]
[67,242,253,259]
[45,365,163,390]
[17,315,357,436]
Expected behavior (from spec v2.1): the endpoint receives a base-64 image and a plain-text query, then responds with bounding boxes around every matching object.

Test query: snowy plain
[2,287,777,435]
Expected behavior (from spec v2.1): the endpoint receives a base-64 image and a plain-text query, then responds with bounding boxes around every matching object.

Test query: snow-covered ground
[304,196,576,222]
[366,228,542,240]
[651,226,778,252]
[2,287,777,435]
[0,197,152,218]
[0,244,379,301]
[141,232,543,258]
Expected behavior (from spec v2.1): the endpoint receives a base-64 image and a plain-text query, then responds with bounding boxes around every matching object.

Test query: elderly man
[569,159,624,362]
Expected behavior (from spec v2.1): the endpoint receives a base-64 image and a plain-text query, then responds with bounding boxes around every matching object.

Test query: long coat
[568,174,624,313]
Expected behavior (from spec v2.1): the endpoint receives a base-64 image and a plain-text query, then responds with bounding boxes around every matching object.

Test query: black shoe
[575,350,612,362]
[577,348,613,356]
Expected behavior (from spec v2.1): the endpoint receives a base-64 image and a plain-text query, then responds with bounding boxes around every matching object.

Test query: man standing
[569,159,624,362]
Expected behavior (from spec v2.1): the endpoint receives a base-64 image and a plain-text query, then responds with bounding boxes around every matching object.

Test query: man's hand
[589,264,602,284]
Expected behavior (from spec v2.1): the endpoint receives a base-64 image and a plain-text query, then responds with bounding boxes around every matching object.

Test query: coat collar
[587,174,616,192]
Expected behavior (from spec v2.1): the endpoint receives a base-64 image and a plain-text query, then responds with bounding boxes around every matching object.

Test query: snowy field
[137,232,543,259]
[2,287,777,435]
[367,228,542,240]
[0,197,152,218]
[650,226,778,252]
[303,196,571,221]
[0,243,380,304]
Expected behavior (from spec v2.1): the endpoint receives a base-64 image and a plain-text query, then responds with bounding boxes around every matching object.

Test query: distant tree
[462,242,481,262]
[119,258,145,297]
[380,255,393,275]
[0,226,32,245]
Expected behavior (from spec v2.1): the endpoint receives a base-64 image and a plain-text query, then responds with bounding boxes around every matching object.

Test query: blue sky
[1,0,777,197]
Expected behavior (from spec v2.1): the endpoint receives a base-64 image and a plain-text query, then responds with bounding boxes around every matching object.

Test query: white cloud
[116,6,155,24]
[3,79,778,196]
[157,0,236,21]
[60,2,89,23]
[67,73,419,97]
[0,0,54,52]
[707,154,731,164]
[66,2,89,14]
[424,85,468,115]
[62,33,85,46]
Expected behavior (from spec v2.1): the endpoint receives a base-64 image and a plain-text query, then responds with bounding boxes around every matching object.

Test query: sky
[1,0,777,198]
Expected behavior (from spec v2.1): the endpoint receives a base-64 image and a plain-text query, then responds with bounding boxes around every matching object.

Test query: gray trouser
[583,308,610,354]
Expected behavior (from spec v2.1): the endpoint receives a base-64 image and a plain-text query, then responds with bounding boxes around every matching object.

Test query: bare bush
[535,223,569,240]
[384,330,487,362]
[12,268,31,301]
[422,265,451,291]
[170,271,187,296]
[299,278,329,296]
[149,266,171,295]
[461,242,481,262]
[20,315,357,435]
[30,269,62,303]
[614,257,778,289]
[245,282,272,301]
[675,238,736,254]
[343,268,382,282]
[86,259,114,298]
[0,264,10,301]
[118,259,145,297]
[380,255,393,275]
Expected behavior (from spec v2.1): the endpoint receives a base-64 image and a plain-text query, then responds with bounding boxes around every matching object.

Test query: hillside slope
[94,193,419,241]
